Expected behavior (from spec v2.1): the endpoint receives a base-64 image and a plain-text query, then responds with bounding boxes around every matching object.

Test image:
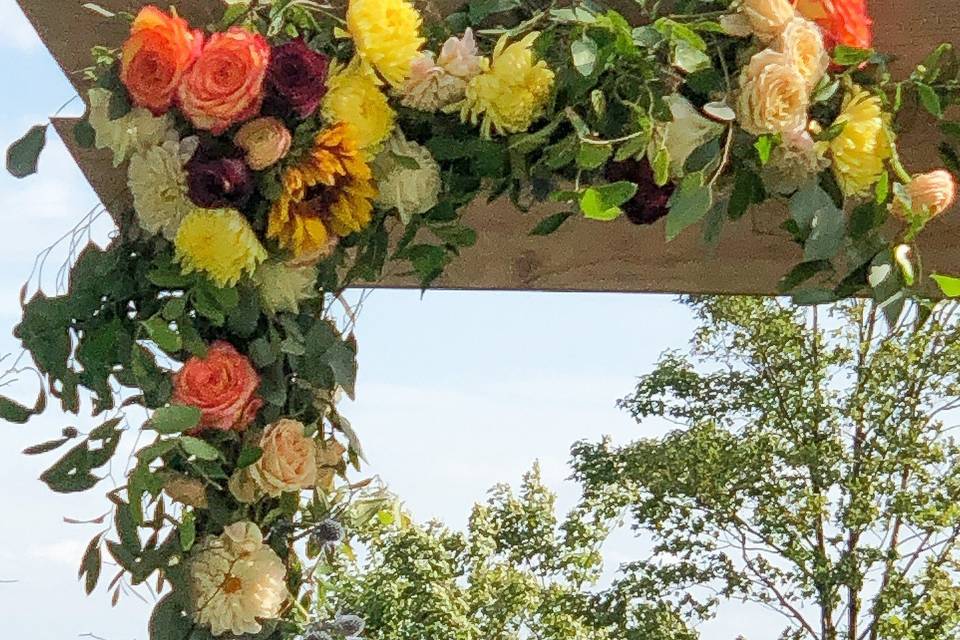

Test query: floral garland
[4,0,960,638]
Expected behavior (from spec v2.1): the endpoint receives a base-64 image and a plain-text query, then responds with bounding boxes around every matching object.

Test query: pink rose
[172,341,262,432]
[178,28,270,134]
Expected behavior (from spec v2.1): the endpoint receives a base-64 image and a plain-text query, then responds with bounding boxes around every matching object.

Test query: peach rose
[740,0,796,41]
[234,117,292,170]
[737,49,810,137]
[894,170,958,220]
[172,341,262,432]
[249,419,318,497]
[178,28,271,134]
[776,17,829,90]
[120,6,203,115]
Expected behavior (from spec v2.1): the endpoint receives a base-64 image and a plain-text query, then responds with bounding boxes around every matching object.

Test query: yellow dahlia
[267,123,377,260]
[322,61,396,151]
[346,0,424,87]
[461,33,554,138]
[174,208,267,287]
[829,88,892,197]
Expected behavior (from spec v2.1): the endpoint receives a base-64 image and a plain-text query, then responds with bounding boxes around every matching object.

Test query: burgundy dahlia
[186,146,254,209]
[264,39,330,119]
[604,158,675,225]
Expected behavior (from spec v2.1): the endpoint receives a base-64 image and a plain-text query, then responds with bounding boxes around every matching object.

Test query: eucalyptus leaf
[6,124,47,179]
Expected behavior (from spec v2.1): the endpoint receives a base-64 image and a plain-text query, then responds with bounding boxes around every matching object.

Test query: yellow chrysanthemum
[829,88,892,197]
[267,123,377,261]
[346,0,424,87]
[174,208,267,287]
[461,33,554,138]
[322,60,396,151]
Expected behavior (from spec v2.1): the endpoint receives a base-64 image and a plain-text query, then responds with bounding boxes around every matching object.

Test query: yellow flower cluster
[174,208,267,287]
[323,61,396,151]
[346,0,424,87]
[828,88,892,197]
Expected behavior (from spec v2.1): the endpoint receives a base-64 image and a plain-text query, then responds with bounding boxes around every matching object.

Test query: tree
[570,297,960,640]
[315,465,696,640]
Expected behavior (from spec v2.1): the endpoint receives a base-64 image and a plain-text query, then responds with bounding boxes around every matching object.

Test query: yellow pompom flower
[346,0,424,87]
[174,208,267,287]
[322,60,396,151]
[461,32,554,138]
[829,88,893,197]
[267,123,377,261]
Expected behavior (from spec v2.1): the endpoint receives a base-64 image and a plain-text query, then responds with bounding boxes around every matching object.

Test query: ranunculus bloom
[264,39,329,119]
[737,49,810,137]
[234,117,292,170]
[739,0,796,41]
[605,158,675,225]
[120,6,203,114]
[796,0,872,50]
[178,28,270,134]
[894,170,958,219]
[172,341,262,432]
[249,419,318,497]
[776,17,829,90]
[185,145,255,208]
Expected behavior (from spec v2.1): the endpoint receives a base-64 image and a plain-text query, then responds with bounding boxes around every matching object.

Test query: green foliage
[6,124,47,178]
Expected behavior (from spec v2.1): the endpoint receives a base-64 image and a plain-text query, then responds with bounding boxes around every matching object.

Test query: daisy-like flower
[322,61,396,151]
[371,132,441,223]
[346,0,424,87]
[829,88,892,197]
[267,123,377,261]
[174,208,267,287]
[127,133,199,239]
[252,260,318,313]
[189,521,287,637]
[461,33,554,138]
[87,88,171,167]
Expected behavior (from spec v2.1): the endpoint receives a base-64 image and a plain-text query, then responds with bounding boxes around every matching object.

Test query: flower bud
[894,169,958,220]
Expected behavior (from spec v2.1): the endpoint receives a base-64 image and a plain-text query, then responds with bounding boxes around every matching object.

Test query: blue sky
[0,2,787,637]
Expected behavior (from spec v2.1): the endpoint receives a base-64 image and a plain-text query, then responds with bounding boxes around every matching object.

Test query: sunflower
[267,123,377,261]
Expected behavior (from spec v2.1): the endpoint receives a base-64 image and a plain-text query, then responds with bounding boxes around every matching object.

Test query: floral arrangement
[4,0,960,638]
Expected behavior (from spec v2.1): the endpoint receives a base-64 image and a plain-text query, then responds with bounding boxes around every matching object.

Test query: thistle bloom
[829,88,892,197]
[322,61,396,150]
[175,208,267,287]
[87,88,171,167]
[894,170,958,219]
[461,33,554,138]
[189,522,286,636]
[371,133,442,223]
[346,0,424,87]
[127,134,198,239]
[796,0,872,50]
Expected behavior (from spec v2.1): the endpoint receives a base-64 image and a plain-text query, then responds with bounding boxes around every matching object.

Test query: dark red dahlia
[185,145,254,209]
[264,39,330,119]
[604,158,675,225]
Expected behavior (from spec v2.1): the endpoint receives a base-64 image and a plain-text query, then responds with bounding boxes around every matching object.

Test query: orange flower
[894,170,958,219]
[120,6,203,115]
[795,0,872,50]
[178,28,271,134]
[172,341,262,432]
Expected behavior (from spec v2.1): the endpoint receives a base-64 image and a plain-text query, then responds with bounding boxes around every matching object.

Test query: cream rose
[776,17,829,90]
[234,117,292,170]
[894,170,958,220]
[737,49,810,137]
[739,0,797,41]
[249,419,318,497]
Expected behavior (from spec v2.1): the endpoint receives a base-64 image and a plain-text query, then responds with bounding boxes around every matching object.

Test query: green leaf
[754,135,777,165]
[672,40,711,73]
[6,124,47,178]
[149,405,202,435]
[666,172,713,241]
[833,45,873,66]
[916,83,943,118]
[137,439,179,463]
[78,534,103,595]
[149,595,196,640]
[23,437,71,455]
[74,120,96,149]
[652,146,670,185]
[577,143,612,169]
[728,168,765,220]
[0,389,46,424]
[180,436,220,461]
[161,297,187,321]
[142,316,182,353]
[179,511,196,552]
[571,36,598,76]
[790,182,844,261]
[932,273,960,297]
[579,181,638,221]
[236,445,263,469]
[530,212,573,236]
[778,260,833,293]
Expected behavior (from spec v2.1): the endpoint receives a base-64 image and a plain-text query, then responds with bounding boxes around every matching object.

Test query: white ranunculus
[372,133,442,223]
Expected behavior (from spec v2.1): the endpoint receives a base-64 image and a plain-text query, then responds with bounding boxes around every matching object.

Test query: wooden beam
[23,1,960,293]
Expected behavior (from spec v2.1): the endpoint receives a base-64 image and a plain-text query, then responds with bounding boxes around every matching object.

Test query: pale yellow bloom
[893,170,958,219]
[829,88,892,197]
[252,261,318,313]
[87,88,170,167]
[461,33,554,138]
[127,134,198,240]
[739,0,796,41]
[776,17,829,90]
[737,49,810,137]
[174,208,267,287]
[322,60,396,150]
[346,0,424,87]
[189,522,287,636]
[372,133,442,223]
[249,419,318,497]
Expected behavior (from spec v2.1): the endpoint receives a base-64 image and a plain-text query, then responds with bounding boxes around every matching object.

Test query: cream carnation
[401,52,466,111]
[739,0,797,41]
[776,17,829,90]
[189,522,286,636]
[127,133,198,239]
[252,261,318,314]
[87,88,171,167]
[372,133,442,223]
[249,419,318,497]
[737,49,810,137]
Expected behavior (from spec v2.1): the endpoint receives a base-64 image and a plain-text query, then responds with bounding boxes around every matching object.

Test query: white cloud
[0,0,40,52]
[26,539,88,566]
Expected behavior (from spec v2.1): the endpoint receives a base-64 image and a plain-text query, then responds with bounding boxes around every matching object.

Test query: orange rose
[172,341,262,432]
[894,170,958,220]
[795,0,872,50]
[178,28,271,134]
[120,6,203,115]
